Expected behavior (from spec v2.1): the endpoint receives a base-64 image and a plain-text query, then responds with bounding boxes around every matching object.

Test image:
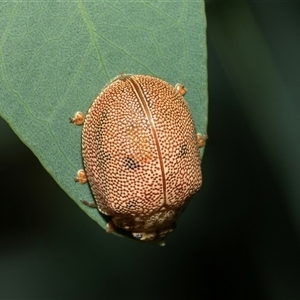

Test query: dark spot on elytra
[125,157,140,170]
[179,144,188,157]
[128,201,136,209]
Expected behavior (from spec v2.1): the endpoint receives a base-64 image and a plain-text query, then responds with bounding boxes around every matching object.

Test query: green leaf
[0,1,208,240]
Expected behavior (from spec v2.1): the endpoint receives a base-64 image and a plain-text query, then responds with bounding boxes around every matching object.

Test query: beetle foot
[175,83,187,96]
[197,133,208,148]
[74,169,87,184]
[70,111,85,125]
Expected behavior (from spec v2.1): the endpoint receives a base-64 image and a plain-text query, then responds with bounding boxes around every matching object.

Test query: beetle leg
[81,200,98,208]
[69,111,85,125]
[197,133,208,148]
[74,169,87,184]
[106,221,116,233]
[175,83,187,96]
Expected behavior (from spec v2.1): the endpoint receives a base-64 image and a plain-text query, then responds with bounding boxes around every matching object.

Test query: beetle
[71,74,206,243]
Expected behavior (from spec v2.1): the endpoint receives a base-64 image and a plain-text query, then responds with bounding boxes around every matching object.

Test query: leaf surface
[0,1,208,239]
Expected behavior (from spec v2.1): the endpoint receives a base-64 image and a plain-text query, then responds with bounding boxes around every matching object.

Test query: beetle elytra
[71,74,206,243]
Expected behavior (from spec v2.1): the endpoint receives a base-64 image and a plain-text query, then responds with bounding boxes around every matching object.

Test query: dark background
[1,2,300,299]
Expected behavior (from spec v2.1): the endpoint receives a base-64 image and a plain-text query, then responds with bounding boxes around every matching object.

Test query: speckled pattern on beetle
[71,74,206,243]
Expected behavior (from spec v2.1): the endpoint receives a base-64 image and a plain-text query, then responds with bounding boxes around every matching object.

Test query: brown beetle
[71,74,206,243]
